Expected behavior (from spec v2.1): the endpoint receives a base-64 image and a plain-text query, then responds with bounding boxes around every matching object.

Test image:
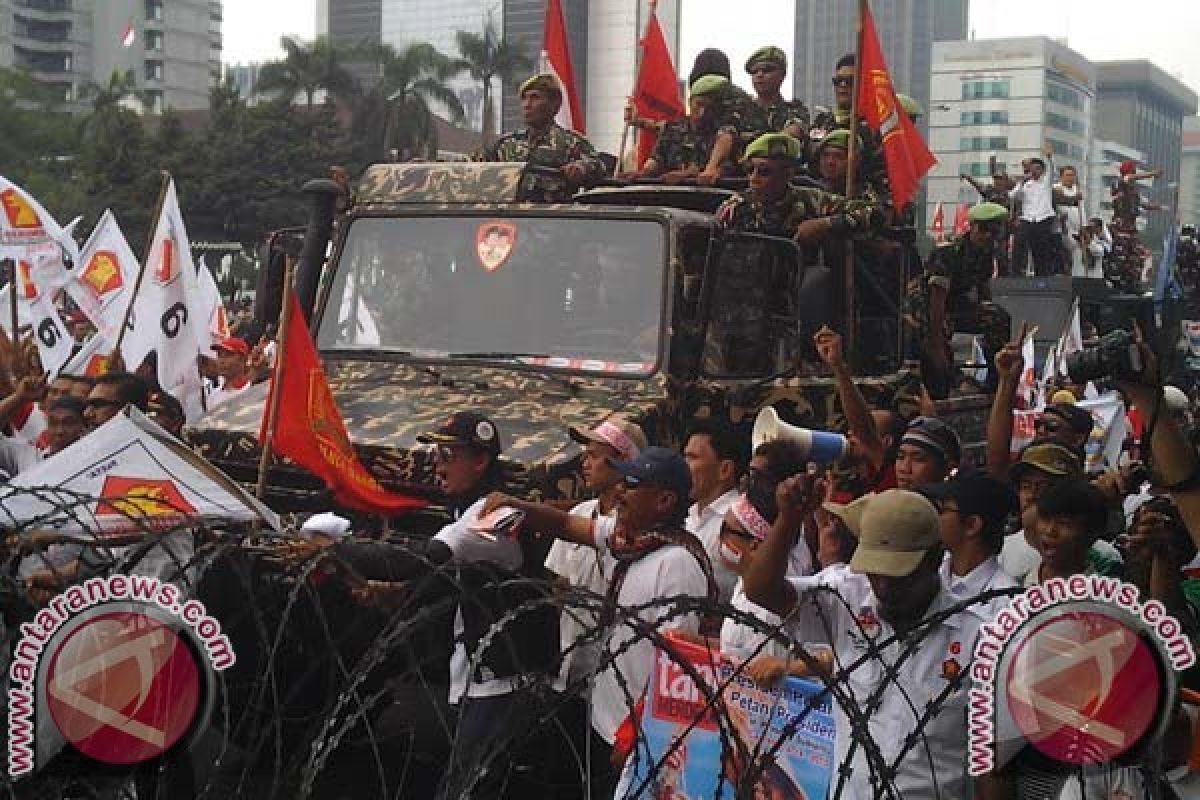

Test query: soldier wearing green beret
[474,73,604,202]
[745,45,810,142]
[907,202,1013,393]
[631,75,735,183]
[810,128,860,194]
[807,54,891,205]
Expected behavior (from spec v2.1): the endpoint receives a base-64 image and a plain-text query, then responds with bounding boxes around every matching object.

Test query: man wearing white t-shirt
[746,482,1012,799]
[482,447,715,795]
[683,419,746,602]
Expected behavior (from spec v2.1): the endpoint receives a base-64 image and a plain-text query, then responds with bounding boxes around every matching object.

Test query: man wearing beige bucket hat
[745,482,1002,799]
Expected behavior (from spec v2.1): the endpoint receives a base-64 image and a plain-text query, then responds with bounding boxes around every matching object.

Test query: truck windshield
[316,215,666,375]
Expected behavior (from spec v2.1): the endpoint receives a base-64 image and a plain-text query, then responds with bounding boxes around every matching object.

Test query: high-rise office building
[1094,61,1197,248]
[0,0,221,113]
[925,38,1096,238]
[323,0,680,154]
[792,0,966,124]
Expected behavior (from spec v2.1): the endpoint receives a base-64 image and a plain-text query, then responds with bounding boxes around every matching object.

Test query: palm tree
[357,42,464,161]
[452,19,533,143]
[78,70,148,163]
[256,36,355,111]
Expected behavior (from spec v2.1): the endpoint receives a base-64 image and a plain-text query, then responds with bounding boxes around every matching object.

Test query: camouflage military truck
[191,162,990,518]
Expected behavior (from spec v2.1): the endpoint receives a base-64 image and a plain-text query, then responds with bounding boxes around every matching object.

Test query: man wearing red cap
[206,336,252,409]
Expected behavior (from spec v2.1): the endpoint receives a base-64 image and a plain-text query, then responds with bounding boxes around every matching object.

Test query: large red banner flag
[260,290,427,515]
[541,0,584,132]
[855,3,936,209]
[631,8,684,169]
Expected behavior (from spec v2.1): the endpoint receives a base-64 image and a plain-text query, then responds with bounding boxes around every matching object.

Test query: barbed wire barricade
[0,488,1183,799]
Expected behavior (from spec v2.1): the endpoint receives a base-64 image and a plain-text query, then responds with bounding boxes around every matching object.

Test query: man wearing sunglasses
[743,46,809,142]
[630,74,733,184]
[83,372,150,430]
[807,53,890,203]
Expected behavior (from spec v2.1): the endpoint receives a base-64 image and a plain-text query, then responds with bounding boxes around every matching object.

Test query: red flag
[541,0,584,132]
[631,8,684,169]
[953,203,971,236]
[260,290,427,515]
[855,3,936,209]
[931,201,945,243]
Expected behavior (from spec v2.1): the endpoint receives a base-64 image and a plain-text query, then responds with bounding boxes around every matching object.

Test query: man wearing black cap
[919,472,1019,613]
[480,446,715,792]
[894,416,961,490]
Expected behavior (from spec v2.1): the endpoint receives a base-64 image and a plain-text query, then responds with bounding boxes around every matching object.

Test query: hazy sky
[224,0,1199,100]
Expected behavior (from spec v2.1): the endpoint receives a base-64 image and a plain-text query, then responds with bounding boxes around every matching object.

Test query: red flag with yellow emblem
[855,3,936,209]
[261,290,427,515]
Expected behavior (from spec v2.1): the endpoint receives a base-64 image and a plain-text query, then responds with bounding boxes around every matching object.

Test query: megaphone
[751,407,848,464]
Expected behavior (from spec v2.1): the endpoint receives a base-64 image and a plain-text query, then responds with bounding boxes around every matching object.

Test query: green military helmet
[815,128,861,154]
[968,202,1010,224]
[743,132,803,161]
[745,46,787,73]
[689,73,730,98]
[519,73,563,98]
[896,93,923,119]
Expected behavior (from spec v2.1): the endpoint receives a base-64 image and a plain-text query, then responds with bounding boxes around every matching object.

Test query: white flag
[0,177,81,292]
[1055,298,1082,378]
[59,332,116,378]
[196,260,230,354]
[68,209,142,351]
[0,407,279,534]
[0,282,32,334]
[1018,329,1041,409]
[131,179,205,417]
[14,260,74,377]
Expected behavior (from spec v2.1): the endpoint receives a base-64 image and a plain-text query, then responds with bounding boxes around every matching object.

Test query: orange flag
[260,290,427,515]
[856,2,936,209]
[631,7,684,169]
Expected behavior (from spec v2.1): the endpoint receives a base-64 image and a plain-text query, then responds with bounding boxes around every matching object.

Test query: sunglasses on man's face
[832,76,853,87]
[747,163,785,177]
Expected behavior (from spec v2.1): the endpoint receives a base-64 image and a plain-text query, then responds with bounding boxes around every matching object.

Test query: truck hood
[191,359,668,470]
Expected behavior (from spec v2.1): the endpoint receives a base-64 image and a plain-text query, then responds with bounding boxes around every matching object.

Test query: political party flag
[854,2,936,209]
[0,177,82,292]
[14,260,74,378]
[131,178,205,417]
[196,258,230,353]
[0,283,31,334]
[68,209,141,347]
[540,0,584,133]
[261,289,427,515]
[631,5,684,169]
[0,407,278,534]
[931,201,945,243]
[1018,327,1040,409]
[60,332,115,378]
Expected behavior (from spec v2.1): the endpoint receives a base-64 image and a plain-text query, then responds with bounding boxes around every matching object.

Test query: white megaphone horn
[751,407,848,464]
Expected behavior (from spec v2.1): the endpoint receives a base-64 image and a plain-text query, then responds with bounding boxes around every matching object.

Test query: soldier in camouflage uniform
[711,133,885,370]
[806,54,891,205]
[634,75,733,183]
[908,202,1012,395]
[474,74,605,202]
[744,46,809,142]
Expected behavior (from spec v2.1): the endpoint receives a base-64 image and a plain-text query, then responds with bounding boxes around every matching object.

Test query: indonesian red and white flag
[69,209,141,347]
[931,202,945,243]
[120,22,136,48]
[540,0,584,132]
[953,203,971,236]
[132,178,205,419]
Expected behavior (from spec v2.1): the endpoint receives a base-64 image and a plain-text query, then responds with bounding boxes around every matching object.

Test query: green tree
[256,36,356,111]
[453,20,533,143]
[0,67,80,213]
[357,41,464,162]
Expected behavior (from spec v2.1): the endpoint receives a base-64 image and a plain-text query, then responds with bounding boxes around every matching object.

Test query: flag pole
[112,170,171,359]
[843,0,866,362]
[256,257,295,500]
[7,264,16,341]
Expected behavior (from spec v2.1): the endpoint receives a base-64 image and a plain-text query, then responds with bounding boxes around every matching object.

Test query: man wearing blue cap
[481,446,716,792]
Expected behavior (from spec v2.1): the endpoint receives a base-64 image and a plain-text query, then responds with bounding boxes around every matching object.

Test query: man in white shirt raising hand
[1010,143,1061,276]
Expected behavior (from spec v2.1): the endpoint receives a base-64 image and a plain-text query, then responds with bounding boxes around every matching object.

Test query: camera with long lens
[1064,329,1143,383]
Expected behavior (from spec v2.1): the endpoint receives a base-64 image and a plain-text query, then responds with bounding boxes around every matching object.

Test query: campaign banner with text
[628,636,835,800]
